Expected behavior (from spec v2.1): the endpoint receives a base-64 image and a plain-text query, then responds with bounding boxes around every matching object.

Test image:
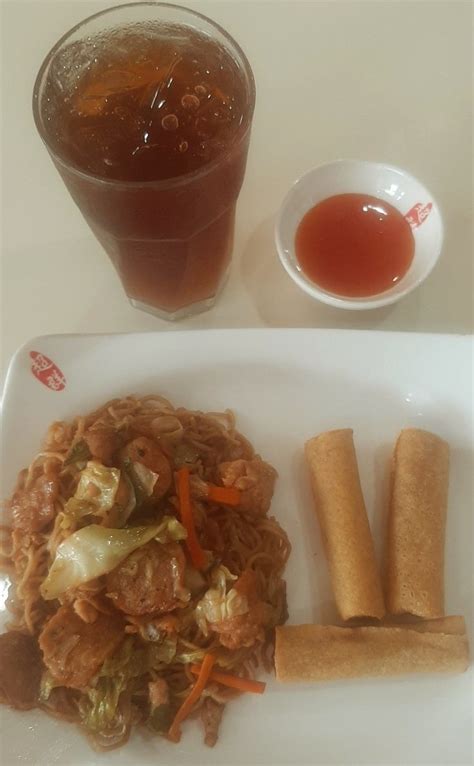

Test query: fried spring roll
[386,429,449,618]
[305,429,385,620]
[275,622,469,682]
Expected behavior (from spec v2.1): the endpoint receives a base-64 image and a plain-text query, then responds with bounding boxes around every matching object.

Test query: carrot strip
[206,484,241,506]
[190,664,266,694]
[168,653,215,743]
[176,467,206,570]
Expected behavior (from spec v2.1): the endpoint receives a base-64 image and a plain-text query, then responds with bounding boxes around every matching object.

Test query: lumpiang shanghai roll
[386,428,450,618]
[274,622,469,682]
[304,429,385,620]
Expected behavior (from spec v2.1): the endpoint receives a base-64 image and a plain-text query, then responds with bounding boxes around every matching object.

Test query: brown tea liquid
[42,24,247,181]
[38,23,253,315]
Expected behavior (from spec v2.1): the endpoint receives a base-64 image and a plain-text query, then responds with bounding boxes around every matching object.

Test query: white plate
[1,329,472,766]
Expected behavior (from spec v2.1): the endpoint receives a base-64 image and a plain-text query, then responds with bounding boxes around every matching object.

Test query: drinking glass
[33,2,256,319]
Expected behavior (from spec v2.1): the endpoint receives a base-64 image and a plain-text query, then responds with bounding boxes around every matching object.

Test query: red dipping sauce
[295,193,415,297]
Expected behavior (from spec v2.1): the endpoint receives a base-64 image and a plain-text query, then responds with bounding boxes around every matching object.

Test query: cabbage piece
[79,640,136,733]
[63,461,122,522]
[148,636,177,666]
[79,637,177,736]
[79,675,124,733]
[109,473,136,528]
[174,645,206,665]
[38,671,61,703]
[122,459,158,506]
[100,636,177,676]
[41,524,157,600]
[154,515,187,544]
[41,516,187,600]
[195,565,249,635]
[101,638,144,678]
[64,471,137,530]
[63,439,92,467]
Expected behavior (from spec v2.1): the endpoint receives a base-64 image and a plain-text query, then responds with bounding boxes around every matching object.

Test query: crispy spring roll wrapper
[274,623,469,683]
[305,429,385,620]
[384,615,466,635]
[386,428,449,618]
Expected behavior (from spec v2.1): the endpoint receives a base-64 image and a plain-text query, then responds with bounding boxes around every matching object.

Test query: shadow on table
[239,215,423,330]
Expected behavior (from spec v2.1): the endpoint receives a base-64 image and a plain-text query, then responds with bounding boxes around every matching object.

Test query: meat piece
[189,474,209,499]
[217,459,277,516]
[152,614,179,634]
[10,471,59,534]
[106,540,187,616]
[212,570,272,650]
[84,426,122,465]
[121,437,172,501]
[0,632,42,710]
[125,613,179,640]
[72,598,98,624]
[39,605,123,689]
[148,678,169,708]
[201,697,224,747]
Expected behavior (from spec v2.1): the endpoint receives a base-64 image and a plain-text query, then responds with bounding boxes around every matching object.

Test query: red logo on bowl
[30,351,66,391]
[405,202,433,228]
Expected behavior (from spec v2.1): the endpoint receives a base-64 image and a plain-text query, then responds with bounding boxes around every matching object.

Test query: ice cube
[83,69,145,99]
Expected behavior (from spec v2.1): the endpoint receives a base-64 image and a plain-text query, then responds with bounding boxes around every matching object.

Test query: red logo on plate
[405,202,433,228]
[30,351,66,391]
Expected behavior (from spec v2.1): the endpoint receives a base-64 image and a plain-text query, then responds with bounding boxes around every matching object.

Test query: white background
[1,0,472,379]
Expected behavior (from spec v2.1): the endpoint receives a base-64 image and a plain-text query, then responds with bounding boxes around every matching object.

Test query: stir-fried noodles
[0,395,290,749]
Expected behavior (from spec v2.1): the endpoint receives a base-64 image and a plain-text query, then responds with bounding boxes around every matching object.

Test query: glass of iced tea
[33,3,255,319]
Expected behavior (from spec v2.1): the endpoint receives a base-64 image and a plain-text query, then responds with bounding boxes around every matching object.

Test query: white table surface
[1,0,472,380]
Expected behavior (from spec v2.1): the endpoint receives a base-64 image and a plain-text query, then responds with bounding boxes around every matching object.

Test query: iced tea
[33,4,255,318]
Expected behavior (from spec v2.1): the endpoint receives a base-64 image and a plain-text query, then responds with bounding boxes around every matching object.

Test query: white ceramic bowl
[275,159,444,310]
